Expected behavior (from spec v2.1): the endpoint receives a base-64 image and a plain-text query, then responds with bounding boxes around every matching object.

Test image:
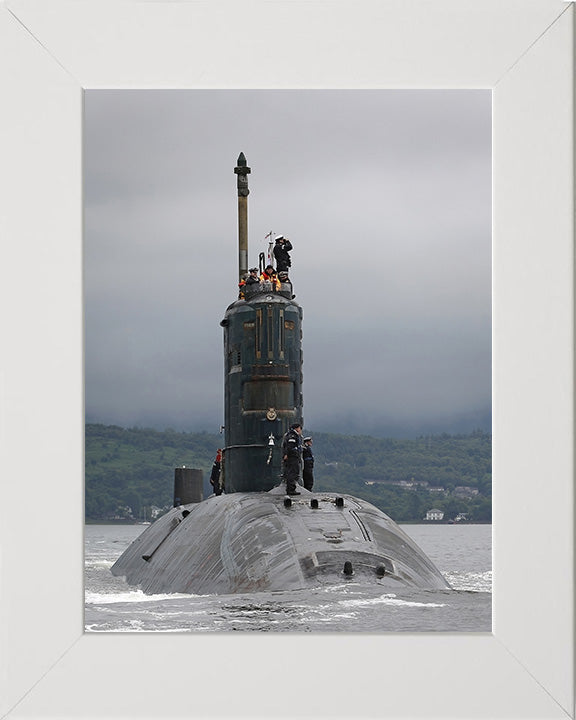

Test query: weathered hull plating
[111,487,449,593]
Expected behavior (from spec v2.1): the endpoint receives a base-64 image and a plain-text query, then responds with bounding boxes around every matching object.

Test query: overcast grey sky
[84,89,491,437]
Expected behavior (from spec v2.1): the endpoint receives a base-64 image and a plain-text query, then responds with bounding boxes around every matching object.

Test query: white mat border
[0,1,573,718]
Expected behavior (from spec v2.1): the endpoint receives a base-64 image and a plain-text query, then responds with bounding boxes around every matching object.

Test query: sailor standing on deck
[302,436,314,491]
[210,449,223,496]
[282,422,302,495]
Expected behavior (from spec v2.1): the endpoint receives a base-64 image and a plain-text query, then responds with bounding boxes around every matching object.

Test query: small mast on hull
[234,152,251,282]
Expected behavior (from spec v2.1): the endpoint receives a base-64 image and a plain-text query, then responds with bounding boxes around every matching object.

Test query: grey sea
[85,523,491,632]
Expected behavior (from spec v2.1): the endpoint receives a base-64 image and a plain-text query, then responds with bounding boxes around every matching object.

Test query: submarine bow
[111,488,448,594]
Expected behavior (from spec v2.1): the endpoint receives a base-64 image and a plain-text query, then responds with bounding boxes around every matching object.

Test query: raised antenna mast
[234,152,251,282]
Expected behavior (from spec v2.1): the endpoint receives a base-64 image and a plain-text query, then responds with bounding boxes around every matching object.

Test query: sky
[84,89,491,438]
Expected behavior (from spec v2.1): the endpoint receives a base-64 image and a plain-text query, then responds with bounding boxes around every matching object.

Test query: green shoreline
[85,423,491,523]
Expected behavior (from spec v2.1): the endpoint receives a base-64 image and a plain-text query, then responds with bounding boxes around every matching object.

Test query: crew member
[245,267,260,285]
[260,264,281,290]
[273,235,293,273]
[237,273,249,299]
[302,436,314,491]
[209,449,223,496]
[282,422,302,495]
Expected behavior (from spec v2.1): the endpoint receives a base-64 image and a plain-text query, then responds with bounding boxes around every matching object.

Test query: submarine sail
[220,153,303,493]
[111,154,450,594]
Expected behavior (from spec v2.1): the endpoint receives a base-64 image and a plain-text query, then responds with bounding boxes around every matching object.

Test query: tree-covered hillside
[85,424,491,522]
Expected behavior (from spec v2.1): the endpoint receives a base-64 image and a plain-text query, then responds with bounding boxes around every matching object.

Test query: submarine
[111,153,449,594]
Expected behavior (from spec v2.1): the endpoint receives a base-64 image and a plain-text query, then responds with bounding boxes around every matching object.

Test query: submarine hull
[111,488,449,594]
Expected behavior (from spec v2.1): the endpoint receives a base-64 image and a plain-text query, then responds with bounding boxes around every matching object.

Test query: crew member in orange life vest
[260,264,281,290]
[237,272,249,299]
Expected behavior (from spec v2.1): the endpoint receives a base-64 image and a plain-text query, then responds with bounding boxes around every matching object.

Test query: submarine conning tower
[219,153,303,493]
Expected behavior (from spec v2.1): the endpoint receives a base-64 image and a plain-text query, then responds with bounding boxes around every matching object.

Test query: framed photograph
[0,1,573,718]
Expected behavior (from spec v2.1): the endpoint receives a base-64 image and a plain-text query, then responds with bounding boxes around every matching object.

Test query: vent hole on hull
[343,561,354,576]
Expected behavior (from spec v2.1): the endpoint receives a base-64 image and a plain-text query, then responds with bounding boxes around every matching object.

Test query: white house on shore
[425,508,444,521]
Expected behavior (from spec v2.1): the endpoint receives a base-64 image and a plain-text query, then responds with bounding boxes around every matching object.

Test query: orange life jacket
[260,271,280,289]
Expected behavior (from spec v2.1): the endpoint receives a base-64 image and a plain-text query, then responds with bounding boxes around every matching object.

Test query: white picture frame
[0,1,573,718]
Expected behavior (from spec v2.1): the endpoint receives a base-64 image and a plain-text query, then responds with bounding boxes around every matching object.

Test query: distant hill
[85,424,491,522]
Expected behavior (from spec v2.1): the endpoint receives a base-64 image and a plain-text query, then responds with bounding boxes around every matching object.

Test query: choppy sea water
[85,523,491,632]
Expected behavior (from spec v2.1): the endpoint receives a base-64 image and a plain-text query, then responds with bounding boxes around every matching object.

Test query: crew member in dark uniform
[282,422,302,495]
[209,449,223,495]
[273,235,293,273]
[245,267,260,285]
[302,436,314,491]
